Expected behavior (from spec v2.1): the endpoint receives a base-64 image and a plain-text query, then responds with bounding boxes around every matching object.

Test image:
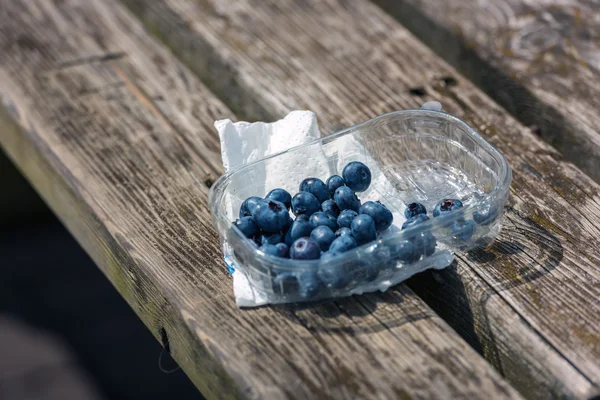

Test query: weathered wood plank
[373,0,600,182]
[121,0,600,398]
[0,1,523,399]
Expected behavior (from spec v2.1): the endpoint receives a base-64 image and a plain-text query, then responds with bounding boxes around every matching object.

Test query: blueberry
[284,229,292,246]
[364,242,398,276]
[251,235,262,247]
[275,242,289,258]
[342,161,371,192]
[401,214,436,256]
[299,178,330,203]
[320,251,340,261]
[378,258,397,277]
[452,219,476,242]
[295,214,309,222]
[260,232,284,245]
[321,199,340,217]
[274,270,322,299]
[329,234,358,253]
[474,203,499,225]
[318,252,351,289]
[290,237,322,260]
[335,227,352,237]
[253,199,291,233]
[358,262,380,282]
[309,211,339,231]
[354,244,383,282]
[326,175,346,195]
[291,191,321,217]
[334,186,361,212]
[259,244,280,257]
[282,214,294,234]
[266,188,292,209]
[413,231,436,257]
[272,272,299,295]
[394,241,420,264]
[404,202,427,219]
[233,216,258,238]
[351,214,377,245]
[359,201,393,232]
[310,225,336,251]
[239,196,261,218]
[297,272,322,299]
[401,214,430,230]
[285,219,313,246]
[337,209,358,228]
[433,199,464,217]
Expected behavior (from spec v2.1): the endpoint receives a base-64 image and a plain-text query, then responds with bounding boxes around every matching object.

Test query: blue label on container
[224,254,235,275]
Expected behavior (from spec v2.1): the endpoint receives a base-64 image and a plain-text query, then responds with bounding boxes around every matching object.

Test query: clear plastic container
[208,110,512,304]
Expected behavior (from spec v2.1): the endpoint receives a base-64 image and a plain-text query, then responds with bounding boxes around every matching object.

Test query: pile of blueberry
[403,196,496,246]
[405,195,499,253]
[231,161,496,300]
[233,162,390,262]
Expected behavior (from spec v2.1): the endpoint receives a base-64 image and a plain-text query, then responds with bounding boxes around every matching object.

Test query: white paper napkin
[216,111,325,306]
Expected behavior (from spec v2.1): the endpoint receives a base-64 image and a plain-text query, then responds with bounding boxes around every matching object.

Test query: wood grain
[121,0,600,398]
[373,0,600,182]
[0,1,523,399]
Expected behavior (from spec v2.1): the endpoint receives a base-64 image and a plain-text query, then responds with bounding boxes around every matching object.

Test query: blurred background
[0,150,201,399]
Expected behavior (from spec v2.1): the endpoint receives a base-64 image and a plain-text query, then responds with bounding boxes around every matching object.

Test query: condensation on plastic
[208,110,512,304]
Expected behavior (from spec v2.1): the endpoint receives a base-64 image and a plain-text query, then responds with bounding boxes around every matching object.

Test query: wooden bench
[1,0,599,399]
[375,0,600,182]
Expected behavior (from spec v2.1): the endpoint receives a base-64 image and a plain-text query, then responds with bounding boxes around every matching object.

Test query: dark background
[0,150,203,399]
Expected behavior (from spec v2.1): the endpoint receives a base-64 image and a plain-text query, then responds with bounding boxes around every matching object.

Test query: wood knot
[204,176,215,188]
[409,87,427,96]
[159,327,170,353]
[529,125,542,136]
[440,76,458,87]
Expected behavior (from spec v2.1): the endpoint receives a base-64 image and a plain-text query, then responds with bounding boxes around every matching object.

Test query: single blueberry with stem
[326,175,346,195]
[309,211,339,232]
[351,214,377,245]
[239,196,261,218]
[342,161,371,192]
[335,227,352,237]
[321,199,340,217]
[253,199,291,233]
[337,209,358,229]
[233,216,258,238]
[329,235,358,253]
[334,186,361,212]
[300,177,330,203]
[318,252,351,289]
[266,188,292,209]
[285,219,313,246]
[290,237,322,260]
[310,225,337,251]
[452,219,476,243]
[359,201,393,232]
[433,199,463,217]
[291,191,321,217]
[401,214,430,230]
[404,202,427,219]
